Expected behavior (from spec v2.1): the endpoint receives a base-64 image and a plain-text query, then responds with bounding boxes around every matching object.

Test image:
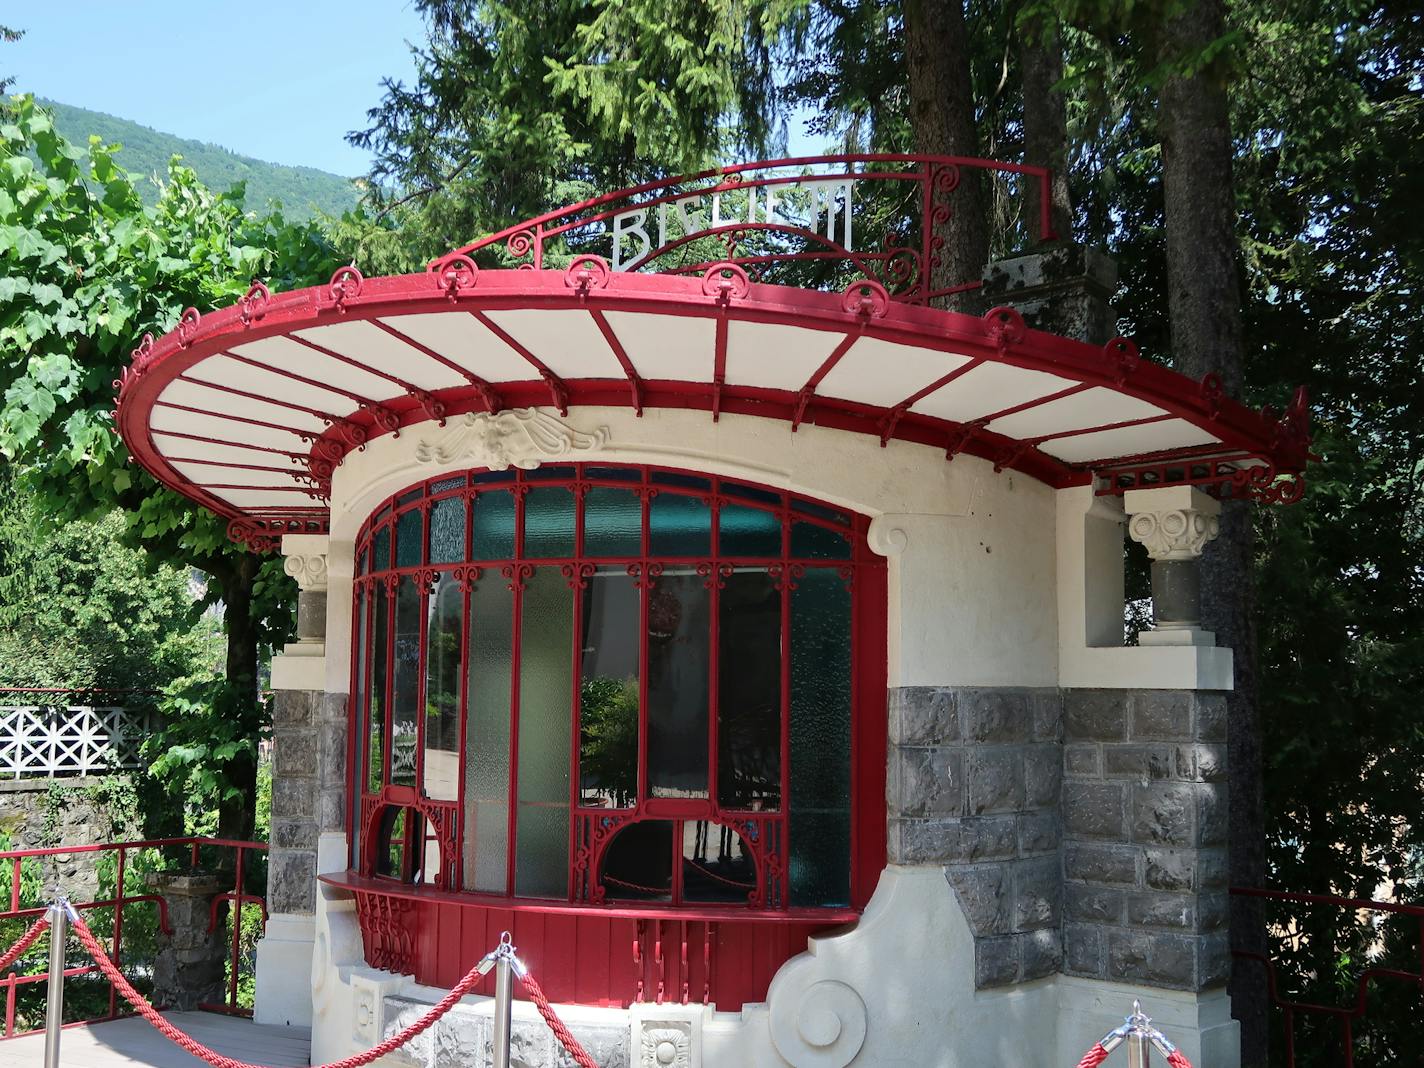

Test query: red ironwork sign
[437,153,1058,304]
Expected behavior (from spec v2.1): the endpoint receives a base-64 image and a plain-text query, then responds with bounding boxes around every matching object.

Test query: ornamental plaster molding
[639,1023,693,1068]
[283,553,329,591]
[414,407,610,469]
[866,515,908,557]
[1126,508,1220,562]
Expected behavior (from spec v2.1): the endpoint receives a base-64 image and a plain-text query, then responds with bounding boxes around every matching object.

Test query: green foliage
[39,99,360,222]
[579,675,639,807]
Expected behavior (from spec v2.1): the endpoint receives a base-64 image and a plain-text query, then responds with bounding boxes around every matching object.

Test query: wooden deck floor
[0,1012,310,1067]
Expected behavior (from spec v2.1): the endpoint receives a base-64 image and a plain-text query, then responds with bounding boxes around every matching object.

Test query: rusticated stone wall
[267,689,347,915]
[887,686,1064,986]
[1060,689,1230,991]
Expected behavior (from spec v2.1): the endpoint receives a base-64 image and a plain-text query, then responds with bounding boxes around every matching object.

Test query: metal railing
[1231,886,1424,1067]
[0,837,267,1038]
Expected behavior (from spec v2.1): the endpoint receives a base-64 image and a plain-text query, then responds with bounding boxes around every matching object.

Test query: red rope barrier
[69,909,489,1068]
[517,970,600,1068]
[1167,1050,1194,1068]
[0,916,50,974]
[1074,1044,1112,1068]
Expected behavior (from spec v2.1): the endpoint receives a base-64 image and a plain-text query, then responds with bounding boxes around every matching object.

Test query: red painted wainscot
[322,872,857,1010]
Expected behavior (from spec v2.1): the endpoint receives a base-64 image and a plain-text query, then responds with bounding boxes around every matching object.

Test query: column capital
[282,534,330,592]
[1123,487,1221,562]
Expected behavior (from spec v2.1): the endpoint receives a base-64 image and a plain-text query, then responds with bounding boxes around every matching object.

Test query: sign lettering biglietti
[606,177,856,270]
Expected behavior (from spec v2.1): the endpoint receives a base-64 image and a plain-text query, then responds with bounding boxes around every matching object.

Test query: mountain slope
[39,99,361,220]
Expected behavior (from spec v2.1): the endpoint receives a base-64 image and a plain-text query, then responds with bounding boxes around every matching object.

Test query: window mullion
[505,482,526,897]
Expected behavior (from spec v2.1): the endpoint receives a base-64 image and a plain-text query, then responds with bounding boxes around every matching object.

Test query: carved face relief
[415,408,611,470]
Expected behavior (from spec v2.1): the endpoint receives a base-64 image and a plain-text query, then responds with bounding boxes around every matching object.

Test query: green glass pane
[789,568,851,907]
[524,487,576,558]
[368,582,389,793]
[790,521,852,560]
[423,575,463,801]
[372,526,391,572]
[719,504,782,557]
[464,577,513,894]
[580,568,640,808]
[584,487,642,557]
[649,494,711,556]
[390,577,422,787]
[515,567,573,897]
[718,570,781,810]
[587,466,639,482]
[471,491,516,560]
[647,572,709,798]
[431,475,465,493]
[395,508,424,568]
[428,496,466,565]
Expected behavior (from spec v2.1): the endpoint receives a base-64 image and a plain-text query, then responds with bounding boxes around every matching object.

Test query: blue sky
[4,2,427,176]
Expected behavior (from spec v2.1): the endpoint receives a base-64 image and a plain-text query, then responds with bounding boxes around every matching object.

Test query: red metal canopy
[111,156,1310,551]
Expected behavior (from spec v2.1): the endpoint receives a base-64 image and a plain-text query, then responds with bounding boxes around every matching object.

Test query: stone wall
[268,688,347,916]
[0,776,141,902]
[887,686,1064,986]
[1060,689,1230,991]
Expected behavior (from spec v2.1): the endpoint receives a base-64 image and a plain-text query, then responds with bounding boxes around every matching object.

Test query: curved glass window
[351,464,880,911]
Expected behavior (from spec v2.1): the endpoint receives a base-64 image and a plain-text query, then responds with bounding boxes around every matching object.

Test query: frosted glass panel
[719,504,781,557]
[789,568,851,906]
[464,578,513,893]
[649,494,711,556]
[579,568,640,808]
[391,578,422,787]
[428,496,466,564]
[584,487,642,557]
[368,582,389,792]
[423,575,463,801]
[515,567,572,897]
[471,490,516,559]
[524,487,576,558]
[647,572,709,798]
[718,570,781,810]
[372,525,391,571]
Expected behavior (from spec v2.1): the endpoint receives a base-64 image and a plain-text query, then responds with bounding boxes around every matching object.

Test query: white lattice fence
[0,704,154,778]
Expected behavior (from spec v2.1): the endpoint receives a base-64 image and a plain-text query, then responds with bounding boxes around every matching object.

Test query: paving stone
[1107,931,1197,989]
[1064,924,1104,977]
[968,748,1025,815]
[1063,690,1128,742]
[945,864,1011,936]
[1130,782,1197,846]
[1063,781,1127,839]
[889,687,959,745]
[975,934,1020,987]
[1064,843,1138,887]
[963,690,1032,743]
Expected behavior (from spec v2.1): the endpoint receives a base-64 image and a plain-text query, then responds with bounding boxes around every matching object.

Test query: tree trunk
[1156,2,1268,1063]
[217,552,262,844]
[903,0,988,310]
[1019,14,1073,244]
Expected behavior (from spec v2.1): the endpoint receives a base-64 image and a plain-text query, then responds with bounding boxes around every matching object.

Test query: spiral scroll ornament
[769,979,868,1068]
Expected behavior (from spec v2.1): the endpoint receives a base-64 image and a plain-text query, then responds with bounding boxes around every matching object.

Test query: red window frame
[347,463,887,914]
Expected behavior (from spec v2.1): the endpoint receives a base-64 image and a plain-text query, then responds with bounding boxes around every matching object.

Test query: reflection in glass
[515,567,573,897]
[719,504,782,557]
[647,572,709,798]
[579,568,640,807]
[464,578,513,893]
[789,568,852,906]
[524,487,576,558]
[718,570,781,810]
[583,487,642,557]
[376,806,408,881]
[601,821,672,901]
[471,491,516,559]
[368,582,389,793]
[423,574,463,801]
[682,821,757,904]
[391,577,422,787]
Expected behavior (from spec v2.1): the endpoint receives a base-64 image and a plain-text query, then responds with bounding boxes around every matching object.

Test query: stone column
[981,244,1118,346]
[254,534,331,1027]
[147,871,229,1011]
[1124,487,1221,647]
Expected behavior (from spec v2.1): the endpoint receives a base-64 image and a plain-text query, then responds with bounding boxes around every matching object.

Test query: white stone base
[1138,626,1217,647]
[302,865,1239,1067]
[271,643,326,691]
[254,913,316,1027]
[1058,975,1240,1067]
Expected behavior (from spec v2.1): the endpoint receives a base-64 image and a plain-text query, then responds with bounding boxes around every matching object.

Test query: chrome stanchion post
[1125,1000,1152,1068]
[491,932,514,1068]
[42,896,68,1068]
